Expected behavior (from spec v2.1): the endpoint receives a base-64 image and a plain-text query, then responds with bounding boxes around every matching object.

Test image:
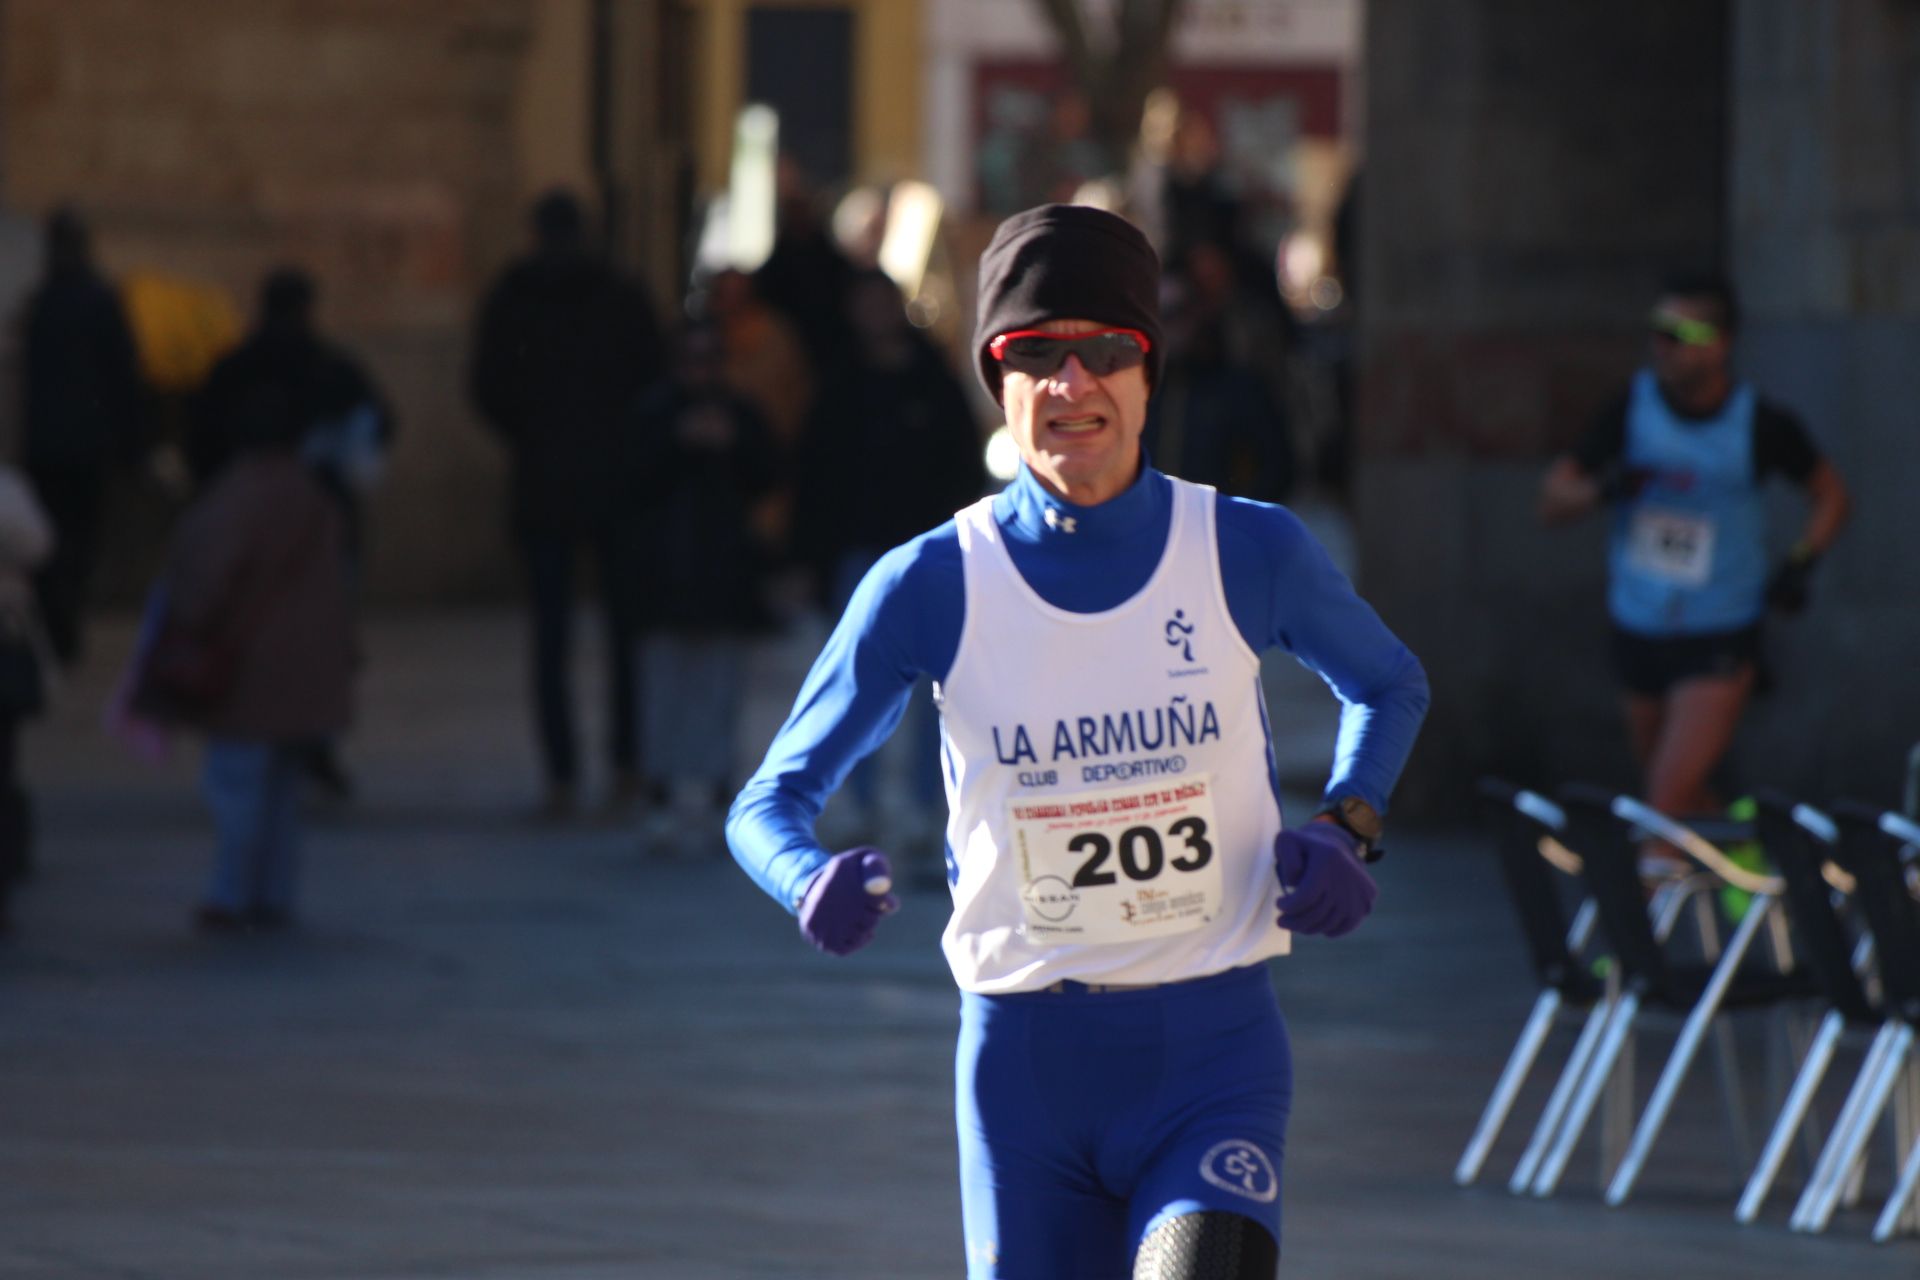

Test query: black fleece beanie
[973,204,1163,401]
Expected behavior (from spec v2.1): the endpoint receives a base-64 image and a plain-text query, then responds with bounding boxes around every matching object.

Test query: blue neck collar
[1002,456,1167,544]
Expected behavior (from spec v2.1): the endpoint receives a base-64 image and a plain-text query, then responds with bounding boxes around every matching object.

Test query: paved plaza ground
[1,612,1914,1278]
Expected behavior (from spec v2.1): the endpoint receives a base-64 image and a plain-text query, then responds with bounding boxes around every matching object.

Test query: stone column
[1357,1,1729,812]
[1726,0,1920,802]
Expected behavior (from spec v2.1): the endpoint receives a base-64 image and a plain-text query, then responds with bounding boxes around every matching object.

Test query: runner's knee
[1132,1210,1278,1279]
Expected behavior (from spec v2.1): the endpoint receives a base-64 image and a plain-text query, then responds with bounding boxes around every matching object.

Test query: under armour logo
[1043,507,1077,534]
[1165,609,1195,662]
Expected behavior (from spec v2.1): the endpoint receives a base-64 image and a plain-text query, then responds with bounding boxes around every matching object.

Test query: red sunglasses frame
[987,327,1153,368]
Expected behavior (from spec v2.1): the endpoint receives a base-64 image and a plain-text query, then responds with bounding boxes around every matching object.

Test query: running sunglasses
[988,328,1152,378]
[1648,310,1722,346]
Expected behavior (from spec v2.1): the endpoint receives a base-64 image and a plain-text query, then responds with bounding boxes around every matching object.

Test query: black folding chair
[1735,795,1878,1223]
[1790,804,1920,1239]
[1455,779,1606,1188]
[1530,785,1818,1201]
[1461,780,1721,1195]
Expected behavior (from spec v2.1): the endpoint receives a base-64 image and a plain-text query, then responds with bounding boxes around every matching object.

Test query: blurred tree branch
[1032,0,1187,175]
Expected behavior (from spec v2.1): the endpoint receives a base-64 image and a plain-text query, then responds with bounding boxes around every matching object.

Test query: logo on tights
[1199,1139,1278,1203]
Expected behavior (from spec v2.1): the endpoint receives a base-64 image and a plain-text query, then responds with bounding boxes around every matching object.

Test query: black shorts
[1611,623,1763,698]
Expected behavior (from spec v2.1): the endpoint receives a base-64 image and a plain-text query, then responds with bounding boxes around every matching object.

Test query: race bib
[1008,776,1224,944]
[1626,507,1716,587]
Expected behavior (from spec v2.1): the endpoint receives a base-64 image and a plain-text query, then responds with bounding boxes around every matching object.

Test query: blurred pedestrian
[470,190,666,818]
[1160,108,1238,267]
[1016,90,1107,209]
[793,269,984,849]
[189,267,394,800]
[0,208,39,445]
[189,268,394,552]
[796,270,985,604]
[703,267,813,446]
[1320,168,1364,502]
[0,462,53,935]
[1537,272,1851,839]
[17,207,147,667]
[700,267,812,589]
[753,155,856,383]
[1148,239,1296,503]
[631,325,781,851]
[134,384,354,933]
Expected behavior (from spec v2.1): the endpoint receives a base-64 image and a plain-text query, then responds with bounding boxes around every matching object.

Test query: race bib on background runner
[1008,776,1224,944]
[1626,507,1716,587]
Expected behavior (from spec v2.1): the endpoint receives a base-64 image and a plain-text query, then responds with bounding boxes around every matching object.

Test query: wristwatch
[1315,795,1385,863]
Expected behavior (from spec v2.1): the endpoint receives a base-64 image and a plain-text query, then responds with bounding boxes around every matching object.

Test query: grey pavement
[1,611,1914,1278]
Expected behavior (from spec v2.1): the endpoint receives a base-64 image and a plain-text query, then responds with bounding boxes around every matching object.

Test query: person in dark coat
[752,156,856,385]
[631,324,780,851]
[469,191,667,817]
[141,384,355,933]
[188,267,395,558]
[1145,239,1296,505]
[791,269,985,849]
[795,269,985,604]
[17,207,147,666]
[188,267,394,801]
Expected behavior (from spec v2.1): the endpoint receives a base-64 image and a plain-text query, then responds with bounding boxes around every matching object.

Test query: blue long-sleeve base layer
[729,463,1431,912]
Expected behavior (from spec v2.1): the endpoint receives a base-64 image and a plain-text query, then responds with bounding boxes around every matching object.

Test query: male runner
[728,204,1428,1279]
[1537,273,1849,826]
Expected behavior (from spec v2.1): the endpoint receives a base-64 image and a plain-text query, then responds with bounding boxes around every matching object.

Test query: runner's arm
[1538,455,1603,524]
[1755,404,1850,558]
[1795,459,1850,557]
[1218,498,1429,818]
[1539,394,1630,524]
[726,531,963,911]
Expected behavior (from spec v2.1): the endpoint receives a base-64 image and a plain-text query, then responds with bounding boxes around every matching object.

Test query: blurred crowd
[468,183,988,860]
[0,107,1352,935]
[0,207,393,934]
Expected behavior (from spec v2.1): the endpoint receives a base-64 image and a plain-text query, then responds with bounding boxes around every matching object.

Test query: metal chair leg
[1692,888,1724,960]
[1457,989,1563,1186]
[1795,1025,1914,1233]
[1891,1054,1920,1226]
[1604,896,1773,1207]
[1786,1010,1828,1175]
[1510,996,1611,1193]
[1873,1131,1920,1243]
[1600,1021,1635,1182]
[1737,1009,1845,1224]
[1902,1058,1920,1236]
[1792,1023,1901,1231]
[1878,1069,1920,1242]
[1532,993,1641,1197]
[1853,1056,1920,1212]
[1843,1148,1868,1210]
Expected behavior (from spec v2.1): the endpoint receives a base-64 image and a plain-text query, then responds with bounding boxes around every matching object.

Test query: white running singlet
[937,478,1291,994]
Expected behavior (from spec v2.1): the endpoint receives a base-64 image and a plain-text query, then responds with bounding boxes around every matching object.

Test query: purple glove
[1274,822,1378,939]
[797,847,900,956]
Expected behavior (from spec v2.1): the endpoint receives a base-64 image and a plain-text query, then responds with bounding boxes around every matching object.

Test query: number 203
[1068,818,1213,887]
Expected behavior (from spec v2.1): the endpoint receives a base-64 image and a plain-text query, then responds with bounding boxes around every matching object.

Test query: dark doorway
[745,6,854,189]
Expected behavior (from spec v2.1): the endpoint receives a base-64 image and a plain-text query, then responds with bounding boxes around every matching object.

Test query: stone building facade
[0,0,685,599]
